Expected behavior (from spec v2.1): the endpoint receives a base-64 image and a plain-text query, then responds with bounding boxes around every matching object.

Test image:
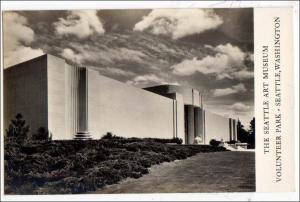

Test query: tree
[32,127,52,141]
[249,117,255,135]
[6,113,30,143]
[237,119,249,143]
[236,118,256,149]
[248,117,255,149]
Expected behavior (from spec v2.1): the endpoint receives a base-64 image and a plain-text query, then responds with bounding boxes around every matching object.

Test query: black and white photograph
[2,6,264,196]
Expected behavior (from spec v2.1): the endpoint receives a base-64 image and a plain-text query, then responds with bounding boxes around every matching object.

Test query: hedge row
[5,137,226,194]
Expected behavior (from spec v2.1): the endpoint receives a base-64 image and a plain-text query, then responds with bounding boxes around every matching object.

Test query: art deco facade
[4,54,237,144]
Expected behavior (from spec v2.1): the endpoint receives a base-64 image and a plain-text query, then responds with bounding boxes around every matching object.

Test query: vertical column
[78,68,89,133]
[71,66,76,137]
[172,100,176,138]
[74,67,90,140]
[203,109,206,144]
[184,105,195,144]
[74,67,79,134]
[233,119,237,141]
[192,89,194,106]
[229,118,232,141]
[65,64,71,137]
[199,92,201,107]
[199,107,204,143]
[69,66,73,136]
[194,107,202,143]
[70,66,80,137]
[175,100,178,139]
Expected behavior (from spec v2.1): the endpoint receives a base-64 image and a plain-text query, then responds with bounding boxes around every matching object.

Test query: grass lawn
[94,151,255,193]
[4,136,227,194]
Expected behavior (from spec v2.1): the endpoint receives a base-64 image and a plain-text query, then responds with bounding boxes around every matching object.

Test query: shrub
[209,139,221,147]
[5,136,227,194]
[101,132,114,139]
[101,132,123,140]
[171,137,183,144]
[31,127,52,141]
[143,137,183,144]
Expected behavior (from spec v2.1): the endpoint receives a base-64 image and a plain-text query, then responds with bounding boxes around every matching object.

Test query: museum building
[4,54,237,144]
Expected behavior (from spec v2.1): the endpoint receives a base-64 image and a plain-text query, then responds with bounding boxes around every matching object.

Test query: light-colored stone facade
[4,54,237,144]
[87,70,182,140]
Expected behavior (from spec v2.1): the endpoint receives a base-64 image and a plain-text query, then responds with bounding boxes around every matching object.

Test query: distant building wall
[204,110,231,144]
[4,55,48,136]
[87,70,184,139]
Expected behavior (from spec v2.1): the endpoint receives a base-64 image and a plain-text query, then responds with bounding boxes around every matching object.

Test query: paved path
[93,151,255,193]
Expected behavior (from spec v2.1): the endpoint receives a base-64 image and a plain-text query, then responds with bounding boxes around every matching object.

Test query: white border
[1,1,299,201]
[0,1,298,10]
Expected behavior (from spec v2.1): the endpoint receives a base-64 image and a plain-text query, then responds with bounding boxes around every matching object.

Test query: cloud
[127,74,178,86]
[229,102,252,112]
[127,74,166,86]
[134,9,223,39]
[3,12,44,68]
[205,102,254,129]
[61,48,83,64]
[54,10,104,38]
[171,43,253,80]
[98,67,136,77]
[4,47,44,68]
[246,52,254,62]
[108,48,147,64]
[212,83,246,97]
[214,43,245,66]
[231,70,254,80]
[61,45,147,66]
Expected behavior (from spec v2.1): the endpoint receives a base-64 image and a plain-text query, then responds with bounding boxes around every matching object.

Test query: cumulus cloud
[54,10,104,38]
[3,12,44,68]
[212,83,246,97]
[61,48,83,64]
[171,43,253,80]
[229,102,252,112]
[134,9,223,39]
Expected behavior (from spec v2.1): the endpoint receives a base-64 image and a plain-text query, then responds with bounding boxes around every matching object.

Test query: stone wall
[204,110,233,144]
[87,69,184,139]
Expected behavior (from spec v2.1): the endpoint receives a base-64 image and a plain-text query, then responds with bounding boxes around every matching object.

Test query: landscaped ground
[93,151,255,193]
[4,136,227,194]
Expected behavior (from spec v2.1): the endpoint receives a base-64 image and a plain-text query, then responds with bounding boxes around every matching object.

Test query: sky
[3,8,254,128]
